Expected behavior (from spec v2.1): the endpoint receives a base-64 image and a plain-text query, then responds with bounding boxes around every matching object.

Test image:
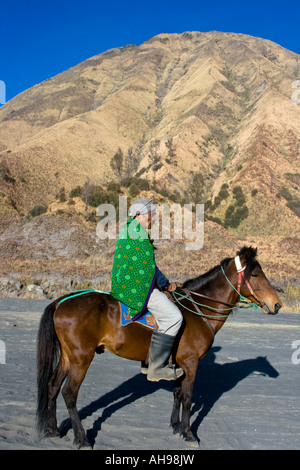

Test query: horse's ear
[238,246,257,262]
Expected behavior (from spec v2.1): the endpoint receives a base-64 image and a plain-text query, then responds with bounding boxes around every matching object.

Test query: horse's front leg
[179,361,199,446]
[170,381,182,435]
[180,380,197,444]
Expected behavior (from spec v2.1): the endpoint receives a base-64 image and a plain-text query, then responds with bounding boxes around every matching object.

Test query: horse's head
[237,246,281,315]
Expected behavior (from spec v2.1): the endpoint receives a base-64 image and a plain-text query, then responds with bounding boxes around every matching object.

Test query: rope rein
[171,258,259,320]
[171,290,231,319]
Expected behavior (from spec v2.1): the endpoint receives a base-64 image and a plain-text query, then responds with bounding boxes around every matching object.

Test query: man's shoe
[147,330,184,382]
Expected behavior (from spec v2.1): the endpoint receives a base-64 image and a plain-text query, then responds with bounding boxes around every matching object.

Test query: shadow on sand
[59,347,279,446]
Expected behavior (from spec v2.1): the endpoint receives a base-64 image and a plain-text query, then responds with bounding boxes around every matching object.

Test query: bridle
[223,255,262,307]
[172,255,261,320]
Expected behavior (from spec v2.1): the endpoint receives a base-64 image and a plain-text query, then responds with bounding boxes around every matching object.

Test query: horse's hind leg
[62,354,94,449]
[47,355,69,438]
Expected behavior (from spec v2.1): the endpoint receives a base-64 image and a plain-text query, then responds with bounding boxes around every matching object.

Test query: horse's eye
[251,274,258,278]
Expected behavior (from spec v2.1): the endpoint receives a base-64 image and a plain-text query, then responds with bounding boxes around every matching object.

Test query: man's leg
[145,289,184,381]
[147,289,182,336]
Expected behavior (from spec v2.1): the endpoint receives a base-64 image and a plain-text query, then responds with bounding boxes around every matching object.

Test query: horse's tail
[36,300,60,437]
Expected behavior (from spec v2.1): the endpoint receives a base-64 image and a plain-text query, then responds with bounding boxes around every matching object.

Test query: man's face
[136,211,156,229]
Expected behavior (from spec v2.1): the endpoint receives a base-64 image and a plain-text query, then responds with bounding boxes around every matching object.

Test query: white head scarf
[128,198,156,217]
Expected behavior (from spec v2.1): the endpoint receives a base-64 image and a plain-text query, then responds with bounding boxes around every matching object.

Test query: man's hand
[166,282,177,292]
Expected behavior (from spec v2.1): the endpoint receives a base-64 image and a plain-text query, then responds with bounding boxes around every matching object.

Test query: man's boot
[147,330,184,382]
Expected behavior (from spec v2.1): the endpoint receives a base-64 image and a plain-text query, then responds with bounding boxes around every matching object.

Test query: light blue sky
[1,0,299,102]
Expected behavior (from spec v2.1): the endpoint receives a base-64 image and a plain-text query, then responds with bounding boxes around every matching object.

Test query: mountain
[0,31,300,307]
[1,31,300,232]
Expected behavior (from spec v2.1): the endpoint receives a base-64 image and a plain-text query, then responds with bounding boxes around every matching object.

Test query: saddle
[120,289,177,329]
[120,301,157,330]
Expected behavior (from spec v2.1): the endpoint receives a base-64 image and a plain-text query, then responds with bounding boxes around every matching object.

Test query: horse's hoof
[48,429,61,440]
[185,438,199,448]
[78,442,93,450]
[182,432,199,447]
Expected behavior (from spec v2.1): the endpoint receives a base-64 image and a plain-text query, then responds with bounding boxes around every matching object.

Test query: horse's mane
[182,246,259,291]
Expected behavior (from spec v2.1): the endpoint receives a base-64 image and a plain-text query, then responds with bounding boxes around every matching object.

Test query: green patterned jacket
[110,218,157,318]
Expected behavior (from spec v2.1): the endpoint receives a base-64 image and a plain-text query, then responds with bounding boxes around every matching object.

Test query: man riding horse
[110,197,184,382]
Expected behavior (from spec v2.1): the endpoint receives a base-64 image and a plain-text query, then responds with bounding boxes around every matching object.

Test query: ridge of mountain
[0,30,300,238]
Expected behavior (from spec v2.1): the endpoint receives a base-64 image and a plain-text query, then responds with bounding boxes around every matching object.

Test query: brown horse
[36,246,281,449]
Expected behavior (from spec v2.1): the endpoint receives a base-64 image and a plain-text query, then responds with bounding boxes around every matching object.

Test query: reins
[182,289,235,308]
[172,255,259,320]
[172,289,233,319]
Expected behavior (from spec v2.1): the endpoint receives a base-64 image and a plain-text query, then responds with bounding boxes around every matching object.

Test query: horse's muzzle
[262,302,281,315]
[274,302,281,314]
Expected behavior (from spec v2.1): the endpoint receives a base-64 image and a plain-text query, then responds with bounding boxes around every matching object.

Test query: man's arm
[156,268,177,292]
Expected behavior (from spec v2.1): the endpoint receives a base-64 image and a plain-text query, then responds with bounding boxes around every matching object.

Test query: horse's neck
[200,266,239,334]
